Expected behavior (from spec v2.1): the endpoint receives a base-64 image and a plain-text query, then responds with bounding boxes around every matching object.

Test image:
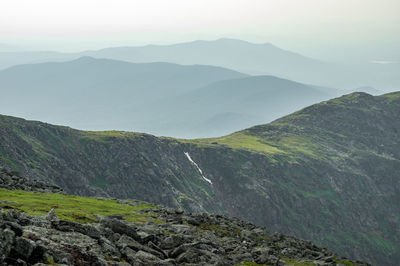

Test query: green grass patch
[182,132,284,155]
[274,134,320,158]
[80,130,143,144]
[333,258,356,266]
[181,130,323,161]
[235,262,266,266]
[0,189,156,223]
[84,130,142,138]
[281,258,315,266]
[381,92,400,101]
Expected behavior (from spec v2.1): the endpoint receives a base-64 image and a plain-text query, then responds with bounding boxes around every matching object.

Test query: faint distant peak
[214,38,252,43]
[207,38,274,46]
[70,56,124,64]
[73,56,97,62]
[95,38,280,53]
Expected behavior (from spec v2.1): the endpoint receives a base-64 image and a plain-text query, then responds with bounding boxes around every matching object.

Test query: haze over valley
[0,1,399,265]
[0,40,397,138]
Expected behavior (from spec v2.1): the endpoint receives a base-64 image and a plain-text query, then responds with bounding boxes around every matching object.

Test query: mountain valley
[2,2,399,265]
[0,92,399,265]
[0,57,336,138]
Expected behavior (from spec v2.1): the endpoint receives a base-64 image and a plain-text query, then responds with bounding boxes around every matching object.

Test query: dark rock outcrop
[0,168,63,194]
[0,205,369,266]
[0,173,369,265]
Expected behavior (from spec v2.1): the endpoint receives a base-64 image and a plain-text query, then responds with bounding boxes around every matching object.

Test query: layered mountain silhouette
[0,39,398,89]
[151,75,334,137]
[0,57,338,138]
[0,37,398,266]
[0,92,399,265]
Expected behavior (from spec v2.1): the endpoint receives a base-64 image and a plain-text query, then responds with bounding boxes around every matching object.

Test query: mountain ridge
[0,56,247,136]
[0,92,399,264]
[145,75,334,138]
[0,168,369,266]
[0,57,336,138]
[0,38,398,89]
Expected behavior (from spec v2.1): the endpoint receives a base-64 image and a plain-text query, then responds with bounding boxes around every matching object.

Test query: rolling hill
[0,56,247,134]
[0,57,336,138]
[0,39,398,89]
[149,75,335,138]
[0,92,399,265]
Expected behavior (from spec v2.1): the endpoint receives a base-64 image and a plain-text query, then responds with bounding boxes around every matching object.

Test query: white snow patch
[328,175,341,192]
[184,152,212,185]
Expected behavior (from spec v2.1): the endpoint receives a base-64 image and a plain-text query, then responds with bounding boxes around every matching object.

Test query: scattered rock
[0,171,371,265]
[0,169,64,194]
[45,208,59,222]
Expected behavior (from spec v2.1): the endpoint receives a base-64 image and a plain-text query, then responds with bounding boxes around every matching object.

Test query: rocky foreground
[0,169,369,265]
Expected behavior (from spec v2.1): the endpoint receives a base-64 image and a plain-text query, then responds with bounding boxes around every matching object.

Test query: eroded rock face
[1,93,399,265]
[0,205,370,266]
[0,172,371,265]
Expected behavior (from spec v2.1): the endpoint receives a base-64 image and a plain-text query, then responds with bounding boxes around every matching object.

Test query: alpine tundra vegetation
[0,92,399,265]
[1,1,399,265]
[0,168,369,265]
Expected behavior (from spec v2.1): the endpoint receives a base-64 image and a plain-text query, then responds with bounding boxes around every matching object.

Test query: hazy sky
[0,0,399,61]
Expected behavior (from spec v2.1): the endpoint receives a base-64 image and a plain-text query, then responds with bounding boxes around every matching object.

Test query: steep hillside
[0,92,399,265]
[0,170,368,266]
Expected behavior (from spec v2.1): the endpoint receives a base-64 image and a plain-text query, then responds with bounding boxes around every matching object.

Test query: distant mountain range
[0,37,399,266]
[0,57,339,138]
[151,75,334,137]
[0,38,398,89]
[0,92,399,265]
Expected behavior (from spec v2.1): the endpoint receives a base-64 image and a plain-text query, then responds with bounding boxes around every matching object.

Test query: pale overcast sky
[0,0,399,60]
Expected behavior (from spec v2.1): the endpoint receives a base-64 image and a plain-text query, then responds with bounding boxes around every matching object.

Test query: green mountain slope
[0,169,367,265]
[0,92,399,265]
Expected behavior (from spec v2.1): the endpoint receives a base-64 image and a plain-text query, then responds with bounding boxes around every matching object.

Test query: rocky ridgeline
[0,170,369,266]
[0,168,63,194]
[0,206,369,266]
